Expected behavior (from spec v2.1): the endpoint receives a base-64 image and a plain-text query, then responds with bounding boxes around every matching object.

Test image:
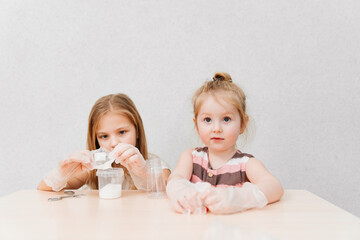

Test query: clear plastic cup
[146,158,166,198]
[96,168,124,199]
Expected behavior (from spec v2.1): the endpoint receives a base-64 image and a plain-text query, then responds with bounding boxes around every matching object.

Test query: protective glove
[166,179,211,214]
[43,150,94,191]
[199,182,268,214]
[109,143,147,190]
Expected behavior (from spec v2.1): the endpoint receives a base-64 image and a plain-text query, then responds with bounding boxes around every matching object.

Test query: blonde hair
[86,93,148,190]
[192,72,249,133]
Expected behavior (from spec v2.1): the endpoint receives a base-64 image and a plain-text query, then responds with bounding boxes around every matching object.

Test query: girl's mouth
[211,137,224,141]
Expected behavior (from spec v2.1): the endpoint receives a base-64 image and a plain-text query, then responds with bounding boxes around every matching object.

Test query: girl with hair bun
[166,72,283,214]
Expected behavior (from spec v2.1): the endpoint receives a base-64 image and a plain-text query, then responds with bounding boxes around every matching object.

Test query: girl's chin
[208,145,236,152]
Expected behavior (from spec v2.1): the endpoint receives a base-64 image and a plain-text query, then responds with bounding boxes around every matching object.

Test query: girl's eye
[224,117,231,122]
[204,117,211,123]
[99,135,108,139]
[119,130,126,135]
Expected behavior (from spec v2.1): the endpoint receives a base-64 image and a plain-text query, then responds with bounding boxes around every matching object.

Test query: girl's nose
[212,120,222,133]
[110,136,120,149]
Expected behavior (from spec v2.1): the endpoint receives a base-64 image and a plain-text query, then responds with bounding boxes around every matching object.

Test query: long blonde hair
[193,72,249,133]
[86,93,148,189]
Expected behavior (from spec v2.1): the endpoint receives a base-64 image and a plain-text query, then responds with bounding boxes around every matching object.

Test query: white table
[0,190,359,239]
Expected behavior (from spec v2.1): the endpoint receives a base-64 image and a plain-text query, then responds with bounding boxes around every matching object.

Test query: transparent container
[96,168,124,199]
[92,148,114,170]
[146,158,166,198]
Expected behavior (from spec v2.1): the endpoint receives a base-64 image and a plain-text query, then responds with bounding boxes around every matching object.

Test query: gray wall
[1,0,359,217]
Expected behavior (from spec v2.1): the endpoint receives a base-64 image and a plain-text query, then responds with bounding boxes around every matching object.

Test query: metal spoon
[48,193,86,201]
[64,190,75,195]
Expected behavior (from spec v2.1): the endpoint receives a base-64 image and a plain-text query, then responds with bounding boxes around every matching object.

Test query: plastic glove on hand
[200,182,268,214]
[44,150,93,191]
[110,143,147,175]
[110,143,147,189]
[166,179,207,214]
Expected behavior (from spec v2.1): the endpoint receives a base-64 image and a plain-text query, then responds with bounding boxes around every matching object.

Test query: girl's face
[96,111,137,151]
[196,94,241,153]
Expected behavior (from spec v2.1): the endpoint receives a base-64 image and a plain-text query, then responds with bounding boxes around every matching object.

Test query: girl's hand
[109,143,148,190]
[199,183,268,214]
[59,150,94,177]
[176,188,202,214]
[199,187,229,213]
[110,143,147,177]
[44,150,93,191]
[166,179,205,214]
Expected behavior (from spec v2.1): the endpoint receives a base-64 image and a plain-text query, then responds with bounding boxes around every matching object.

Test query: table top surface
[0,189,359,240]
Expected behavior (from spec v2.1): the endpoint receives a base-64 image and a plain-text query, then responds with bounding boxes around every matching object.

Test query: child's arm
[37,151,93,191]
[166,149,205,214]
[245,158,284,204]
[168,148,194,182]
[110,143,172,190]
[199,158,283,214]
[37,172,89,191]
[37,179,53,191]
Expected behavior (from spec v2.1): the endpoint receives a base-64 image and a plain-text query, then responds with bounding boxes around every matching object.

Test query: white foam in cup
[96,168,124,199]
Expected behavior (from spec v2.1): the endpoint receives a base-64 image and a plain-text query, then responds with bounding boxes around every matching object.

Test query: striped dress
[190,147,254,187]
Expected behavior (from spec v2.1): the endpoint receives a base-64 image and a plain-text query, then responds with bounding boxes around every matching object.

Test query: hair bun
[213,72,232,82]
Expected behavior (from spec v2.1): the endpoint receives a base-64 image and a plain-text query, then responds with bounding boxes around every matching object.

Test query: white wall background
[1,0,359,217]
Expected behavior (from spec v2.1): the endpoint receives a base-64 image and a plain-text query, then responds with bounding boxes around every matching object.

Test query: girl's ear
[193,117,199,132]
[240,115,249,134]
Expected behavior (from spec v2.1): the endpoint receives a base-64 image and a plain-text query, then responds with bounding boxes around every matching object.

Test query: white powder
[99,184,122,199]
